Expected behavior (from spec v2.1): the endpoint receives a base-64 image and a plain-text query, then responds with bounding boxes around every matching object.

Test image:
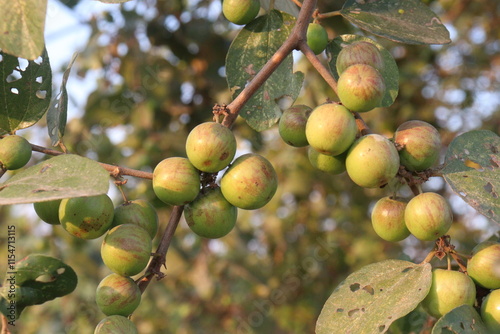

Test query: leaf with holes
[443,130,500,224]
[340,0,450,45]
[226,10,304,132]
[431,305,489,334]
[0,154,109,205]
[316,260,432,334]
[0,0,48,60]
[47,53,77,146]
[0,49,52,133]
[0,254,77,319]
[326,34,399,108]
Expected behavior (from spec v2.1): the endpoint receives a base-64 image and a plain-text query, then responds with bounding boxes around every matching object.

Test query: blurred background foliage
[0,0,499,333]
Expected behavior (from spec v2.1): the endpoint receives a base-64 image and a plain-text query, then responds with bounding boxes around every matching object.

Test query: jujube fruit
[94,315,138,334]
[220,153,277,210]
[336,41,384,74]
[371,197,410,242]
[112,199,159,239]
[95,273,141,316]
[306,23,329,55]
[279,105,312,147]
[481,289,500,332]
[185,122,236,173]
[222,0,260,25]
[101,224,152,276]
[305,103,357,156]
[34,199,63,225]
[308,147,346,175]
[421,269,476,319]
[0,135,32,170]
[185,187,237,238]
[345,134,400,188]
[153,157,200,206]
[467,242,500,289]
[59,194,114,239]
[404,192,453,241]
[337,63,386,113]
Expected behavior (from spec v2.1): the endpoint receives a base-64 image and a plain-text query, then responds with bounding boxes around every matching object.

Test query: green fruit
[185,187,237,238]
[481,289,500,332]
[337,64,386,112]
[394,120,441,171]
[220,153,277,210]
[112,199,158,239]
[404,192,453,241]
[96,273,141,316]
[94,315,138,334]
[0,135,32,170]
[222,0,259,25]
[336,41,384,74]
[153,157,200,206]
[345,134,400,188]
[101,224,152,276]
[59,194,114,239]
[279,105,312,147]
[371,197,410,242]
[305,103,357,156]
[186,122,236,173]
[306,23,329,55]
[308,147,346,175]
[34,199,62,225]
[421,269,476,319]
[467,242,500,289]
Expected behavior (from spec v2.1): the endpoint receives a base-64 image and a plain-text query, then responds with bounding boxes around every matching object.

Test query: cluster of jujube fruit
[152,121,278,239]
[33,196,158,333]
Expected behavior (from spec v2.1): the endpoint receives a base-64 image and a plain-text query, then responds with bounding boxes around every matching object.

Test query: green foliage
[443,130,500,224]
[431,305,489,334]
[340,0,451,45]
[226,10,304,131]
[0,254,77,319]
[316,260,432,334]
[0,49,52,133]
[327,35,399,108]
[0,155,110,205]
[0,0,47,59]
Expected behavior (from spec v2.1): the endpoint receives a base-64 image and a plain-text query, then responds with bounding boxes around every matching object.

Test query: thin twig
[298,40,338,94]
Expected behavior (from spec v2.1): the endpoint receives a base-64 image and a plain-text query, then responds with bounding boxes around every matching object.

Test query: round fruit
[222,0,260,25]
[481,289,500,332]
[101,224,152,276]
[94,315,138,334]
[96,273,141,316]
[467,242,500,289]
[337,64,386,113]
[220,153,277,210]
[308,147,346,175]
[421,269,476,319]
[0,135,32,170]
[34,199,62,225]
[306,23,329,55]
[305,103,357,156]
[345,134,400,188]
[185,187,237,238]
[185,122,236,173]
[336,41,384,74]
[112,199,158,239]
[279,105,312,147]
[153,157,200,206]
[371,197,410,242]
[59,194,114,239]
[404,192,453,241]
[394,120,441,171]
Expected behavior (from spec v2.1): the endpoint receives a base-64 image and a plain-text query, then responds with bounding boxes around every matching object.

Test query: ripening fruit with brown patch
[279,105,312,147]
[336,41,384,74]
[95,273,141,316]
[153,157,200,206]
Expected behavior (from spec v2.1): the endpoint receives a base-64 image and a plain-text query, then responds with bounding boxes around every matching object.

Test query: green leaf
[226,10,304,132]
[316,260,432,334]
[326,35,399,108]
[0,49,52,133]
[47,53,78,146]
[0,154,110,205]
[443,130,500,224]
[0,0,48,60]
[341,0,451,45]
[431,305,489,334]
[0,254,77,319]
[260,0,300,17]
